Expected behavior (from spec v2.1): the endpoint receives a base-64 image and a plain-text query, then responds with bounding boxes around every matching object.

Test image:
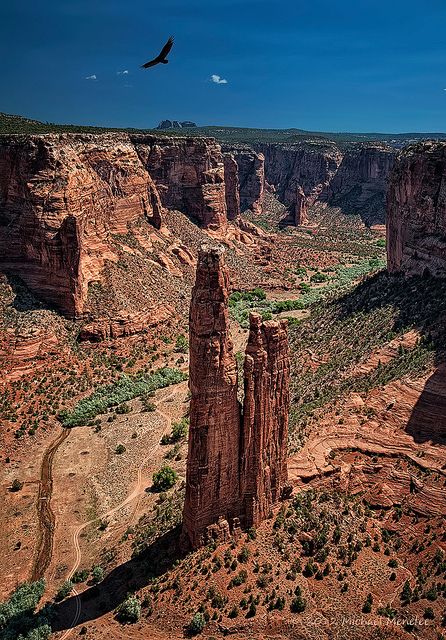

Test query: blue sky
[1,0,445,132]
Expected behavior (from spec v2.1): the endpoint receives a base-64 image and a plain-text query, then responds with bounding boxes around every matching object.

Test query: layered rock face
[182,247,289,549]
[182,246,242,549]
[326,143,396,225]
[222,154,241,220]
[251,141,396,225]
[223,146,265,214]
[241,313,290,528]
[387,142,446,276]
[0,133,242,317]
[133,135,229,229]
[256,141,343,213]
[0,133,163,317]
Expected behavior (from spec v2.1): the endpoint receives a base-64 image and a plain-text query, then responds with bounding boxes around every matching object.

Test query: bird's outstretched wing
[159,36,174,59]
[141,36,174,68]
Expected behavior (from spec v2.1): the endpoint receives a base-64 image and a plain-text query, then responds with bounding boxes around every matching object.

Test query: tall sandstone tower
[182,245,290,549]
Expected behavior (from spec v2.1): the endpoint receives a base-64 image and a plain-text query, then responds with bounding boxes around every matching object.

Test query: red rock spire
[182,245,241,549]
[241,313,290,527]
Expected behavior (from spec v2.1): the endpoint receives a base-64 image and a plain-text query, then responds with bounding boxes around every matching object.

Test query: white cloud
[85,74,97,81]
[211,74,228,84]
[117,70,129,75]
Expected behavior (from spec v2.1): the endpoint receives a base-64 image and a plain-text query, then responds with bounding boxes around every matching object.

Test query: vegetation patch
[59,367,187,427]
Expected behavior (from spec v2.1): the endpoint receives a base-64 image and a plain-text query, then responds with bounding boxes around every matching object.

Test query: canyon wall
[133,135,230,229]
[387,141,446,276]
[232,141,396,225]
[182,246,290,549]
[0,133,163,317]
[326,143,396,225]
[0,133,240,317]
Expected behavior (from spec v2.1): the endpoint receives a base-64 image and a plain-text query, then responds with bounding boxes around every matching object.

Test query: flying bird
[141,36,174,69]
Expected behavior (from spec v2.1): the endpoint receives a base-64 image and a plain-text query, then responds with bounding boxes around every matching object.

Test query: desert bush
[55,580,73,602]
[0,579,52,640]
[188,612,206,635]
[115,594,141,623]
[152,466,178,492]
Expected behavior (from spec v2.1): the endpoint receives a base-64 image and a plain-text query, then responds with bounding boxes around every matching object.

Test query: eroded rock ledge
[182,245,290,549]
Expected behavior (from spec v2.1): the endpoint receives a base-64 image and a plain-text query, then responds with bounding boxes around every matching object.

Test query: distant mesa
[156,120,197,130]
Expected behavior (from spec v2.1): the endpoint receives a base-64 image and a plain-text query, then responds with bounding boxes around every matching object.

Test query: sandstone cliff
[238,141,396,225]
[387,141,446,276]
[222,145,265,215]
[0,133,240,317]
[241,313,289,528]
[182,247,290,549]
[326,143,395,225]
[0,133,163,317]
[133,135,229,229]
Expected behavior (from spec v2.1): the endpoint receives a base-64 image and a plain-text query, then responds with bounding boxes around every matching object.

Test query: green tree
[152,465,178,492]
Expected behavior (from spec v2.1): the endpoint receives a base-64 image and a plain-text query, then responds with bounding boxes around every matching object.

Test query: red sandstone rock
[133,135,229,230]
[326,143,395,225]
[182,249,290,549]
[225,147,265,214]
[387,142,446,276]
[223,153,241,220]
[294,186,308,225]
[240,313,290,528]
[182,245,241,549]
[0,134,163,317]
[253,141,395,225]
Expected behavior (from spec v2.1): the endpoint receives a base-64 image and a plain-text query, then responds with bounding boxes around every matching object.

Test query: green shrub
[175,334,189,353]
[188,612,206,635]
[115,444,126,455]
[290,595,306,613]
[115,402,131,415]
[152,466,178,492]
[55,580,73,602]
[115,594,141,623]
[171,418,189,442]
[91,566,104,584]
[0,580,51,640]
[10,479,23,492]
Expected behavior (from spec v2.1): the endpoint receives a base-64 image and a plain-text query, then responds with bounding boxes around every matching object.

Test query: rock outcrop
[182,247,289,549]
[182,245,242,549]
[223,146,265,215]
[387,142,446,276]
[0,133,163,317]
[223,154,241,220]
[0,133,244,317]
[156,120,197,130]
[241,313,290,528]
[294,186,308,225]
[133,135,229,230]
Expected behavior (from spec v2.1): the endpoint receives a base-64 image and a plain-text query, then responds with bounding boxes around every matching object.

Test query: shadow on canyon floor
[3,272,56,313]
[51,526,185,631]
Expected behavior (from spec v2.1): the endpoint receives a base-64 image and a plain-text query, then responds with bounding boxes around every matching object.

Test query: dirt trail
[59,387,179,639]
[31,426,71,582]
